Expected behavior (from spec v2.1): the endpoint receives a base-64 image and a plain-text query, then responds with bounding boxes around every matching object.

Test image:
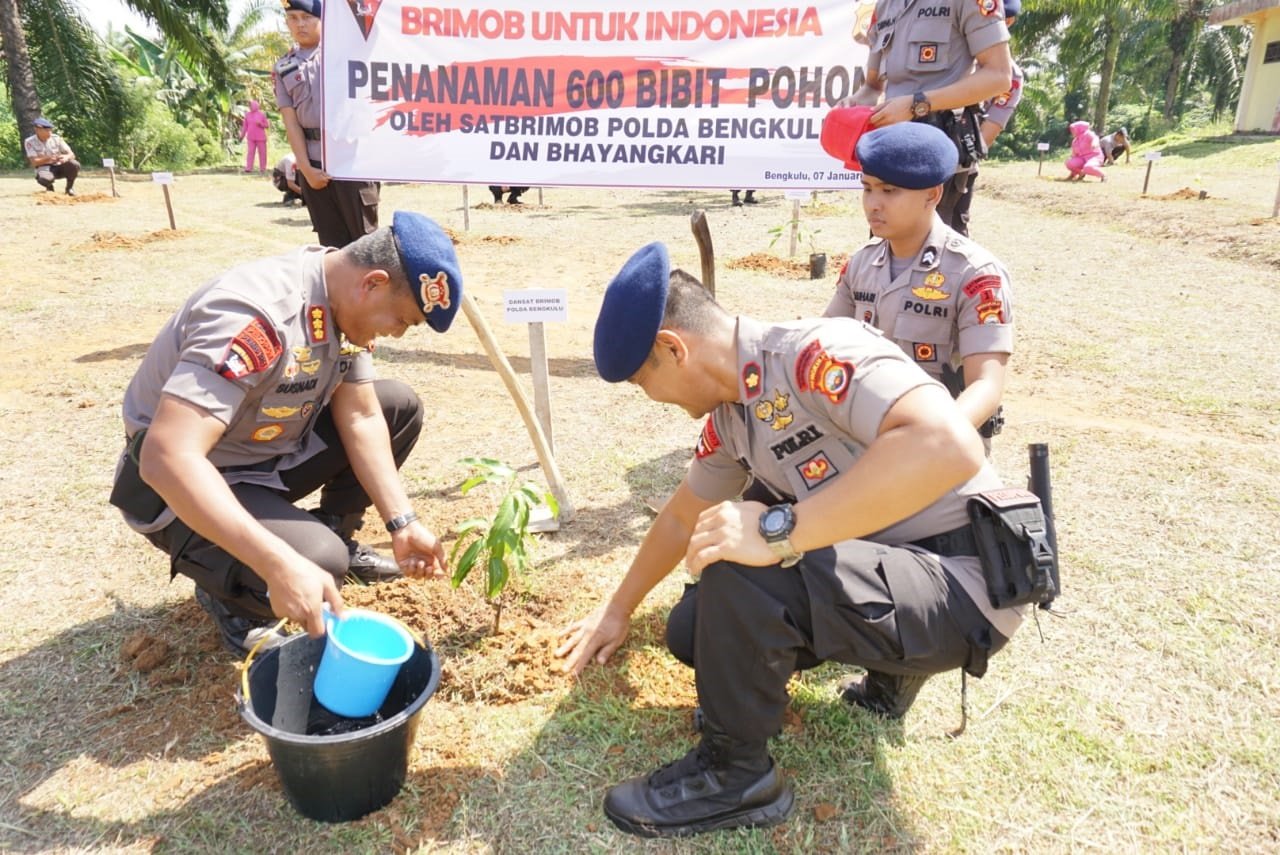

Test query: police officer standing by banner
[110,212,462,655]
[275,0,381,247]
[850,0,1014,236]
[822,120,1012,449]
[555,241,1028,837]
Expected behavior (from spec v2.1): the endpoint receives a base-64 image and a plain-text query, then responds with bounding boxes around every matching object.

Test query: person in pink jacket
[1064,120,1105,182]
[240,100,270,174]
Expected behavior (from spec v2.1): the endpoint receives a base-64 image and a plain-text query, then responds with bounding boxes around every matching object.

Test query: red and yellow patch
[308,305,328,343]
[977,0,1001,18]
[914,342,937,362]
[797,451,839,488]
[963,274,1003,299]
[977,299,1005,325]
[252,424,284,442]
[218,318,281,380]
[795,340,854,404]
[695,417,722,459]
[419,272,452,315]
[918,43,938,64]
[742,362,763,399]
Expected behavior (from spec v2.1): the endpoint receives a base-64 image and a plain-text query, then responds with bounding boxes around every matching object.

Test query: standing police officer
[110,212,462,654]
[275,0,380,247]
[850,0,1014,235]
[555,243,1026,837]
[823,121,1012,447]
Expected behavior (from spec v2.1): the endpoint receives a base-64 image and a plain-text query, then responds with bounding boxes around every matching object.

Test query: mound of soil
[87,229,193,250]
[1148,187,1207,201]
[35,192,113,205]
[727,251,850,280]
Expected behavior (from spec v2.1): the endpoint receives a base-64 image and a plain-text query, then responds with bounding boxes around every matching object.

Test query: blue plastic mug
[313,609,415,718]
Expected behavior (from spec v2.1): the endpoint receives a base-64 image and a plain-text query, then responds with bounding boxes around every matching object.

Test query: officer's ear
[359,269,391,295]
[925,183,945,208]
[654,329,689,367]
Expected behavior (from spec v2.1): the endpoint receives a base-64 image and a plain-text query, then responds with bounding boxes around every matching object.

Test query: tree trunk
[1092,16,1120,132]
[0,0,42,137]
[1164,4,1207,121]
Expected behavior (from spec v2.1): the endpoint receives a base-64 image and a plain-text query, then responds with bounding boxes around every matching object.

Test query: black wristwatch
[759,503,802,568]
[911,90,932,119]
[385,511,418,533]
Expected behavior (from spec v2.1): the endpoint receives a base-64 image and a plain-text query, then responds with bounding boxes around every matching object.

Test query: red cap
[820,106,875,171]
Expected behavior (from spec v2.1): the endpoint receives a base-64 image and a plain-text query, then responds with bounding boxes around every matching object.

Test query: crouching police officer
[822,119,1013,450]
[555,242,1027,837]
[110,212,462,654]
[275,0,380,247]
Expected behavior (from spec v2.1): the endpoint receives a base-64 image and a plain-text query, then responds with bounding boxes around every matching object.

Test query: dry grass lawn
[1,138,1278,854]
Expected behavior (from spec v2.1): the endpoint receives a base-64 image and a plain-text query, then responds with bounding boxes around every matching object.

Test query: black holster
[920,106,987,169]
[967,488,1056,608]
[108,430,167,524]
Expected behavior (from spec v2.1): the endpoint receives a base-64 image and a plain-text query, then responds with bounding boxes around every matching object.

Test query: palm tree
[1,0,228,138]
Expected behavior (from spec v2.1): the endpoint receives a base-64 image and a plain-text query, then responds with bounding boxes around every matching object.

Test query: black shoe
[309,509,403,583]
[38,180,54,192]
[731,191,742,207]
[839,670,930,719]
[743,191,758,204]
[194,588,287,656]
[65,188,76,197]
[603,735,794,838]
[489,186,504,203]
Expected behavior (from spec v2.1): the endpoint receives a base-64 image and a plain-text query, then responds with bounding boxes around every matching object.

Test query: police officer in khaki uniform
[275,0,380,247]
[850,0,1014,235]
[555,243,1025,837]
[979,0,1023,150]
[110,212,462,654]
[824,121,1012,444]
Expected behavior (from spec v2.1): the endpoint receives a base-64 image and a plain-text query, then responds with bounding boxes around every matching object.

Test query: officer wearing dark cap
[848,0,1014,235]
[823,121,1014,452]
[556,242,1024,838]
[23,117,80,195]
[110,212,463,655]
[275,0,381,247]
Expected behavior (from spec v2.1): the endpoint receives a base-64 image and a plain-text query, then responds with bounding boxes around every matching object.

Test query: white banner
[322,1,872,189]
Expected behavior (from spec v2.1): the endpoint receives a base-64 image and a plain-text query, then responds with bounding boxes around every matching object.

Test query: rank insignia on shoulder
[695,417,722,459]
[742,362,763,399]
[308,305,327,342]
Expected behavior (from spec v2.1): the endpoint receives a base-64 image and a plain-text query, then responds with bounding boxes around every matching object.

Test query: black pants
[144,379,422,620]
[665,540,1006,743]
[36,161,79,191]
[301,162,380,247]
[937,170,977,237]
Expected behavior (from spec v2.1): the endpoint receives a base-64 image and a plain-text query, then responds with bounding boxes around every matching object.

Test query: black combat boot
[603,726,794,838]
[309,509,402,583]
[731,190,742,207]
[743,190,758,204]
[839,670,931,719]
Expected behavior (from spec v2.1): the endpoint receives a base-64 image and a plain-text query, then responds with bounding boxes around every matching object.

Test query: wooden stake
[462,185,470,231]
[789,199,800,257]
[1037,150,1044,177]
[162,184,176,230]
[108,167,119,198]
[527,321,554,456]
[537,187,544,206]
[690,210,715,297]
[1142,160,1154,195]
[1272,170,1280,219]
[460,293,575,521]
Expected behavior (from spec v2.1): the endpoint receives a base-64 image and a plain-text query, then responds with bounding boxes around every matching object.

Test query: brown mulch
[86,229,194,250]
[1147,187,1207,201]
[35,191,114,205]
[727,251,851,280]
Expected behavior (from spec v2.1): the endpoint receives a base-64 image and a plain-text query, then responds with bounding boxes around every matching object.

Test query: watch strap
[385,511,418,533]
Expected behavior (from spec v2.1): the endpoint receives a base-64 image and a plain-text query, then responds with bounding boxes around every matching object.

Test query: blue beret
[392,211,463,333]
[1003,0,1020,17]
[856,122,958,189]
[282,0,321,17]
[33,117,54,128]
[593,242,669,383]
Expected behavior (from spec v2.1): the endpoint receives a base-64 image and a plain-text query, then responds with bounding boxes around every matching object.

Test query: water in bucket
[314,609,415,718]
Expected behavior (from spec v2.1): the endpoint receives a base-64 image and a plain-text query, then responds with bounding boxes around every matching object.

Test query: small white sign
[504,288,568,324]
[1036,142,1050,152]
[151,171,174,184]
[102,157,115,168]
[1145,151,1163,161]
[783,189,811,200]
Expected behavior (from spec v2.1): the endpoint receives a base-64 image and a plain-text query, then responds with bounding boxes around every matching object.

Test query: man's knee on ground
[666,591,696,666]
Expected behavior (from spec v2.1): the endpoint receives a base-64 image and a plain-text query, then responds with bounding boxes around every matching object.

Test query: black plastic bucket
[238,630,440,822]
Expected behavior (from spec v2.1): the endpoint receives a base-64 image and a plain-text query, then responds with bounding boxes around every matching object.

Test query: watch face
[761,505,792,538]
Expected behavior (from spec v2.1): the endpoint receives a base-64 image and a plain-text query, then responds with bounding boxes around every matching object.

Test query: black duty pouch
[966,488,1056,609]
[108,429,168,524]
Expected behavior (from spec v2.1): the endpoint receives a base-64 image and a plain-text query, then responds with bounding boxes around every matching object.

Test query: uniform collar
[735,316,768,403]
[912,215,952,271]
[304,247,336,345]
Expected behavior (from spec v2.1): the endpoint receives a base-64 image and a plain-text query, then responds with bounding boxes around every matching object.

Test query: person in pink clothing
[240,100,270,174]
[1063,120,1106,182]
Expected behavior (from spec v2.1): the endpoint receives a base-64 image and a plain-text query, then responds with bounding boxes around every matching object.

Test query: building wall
[1236,11,1280,132]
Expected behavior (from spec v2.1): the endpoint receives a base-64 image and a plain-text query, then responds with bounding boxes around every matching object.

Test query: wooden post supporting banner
[537,187,544,206]
[690,210,715,297]
[462,185,470,232]
[461,293,575,521]
[527,321,554,456]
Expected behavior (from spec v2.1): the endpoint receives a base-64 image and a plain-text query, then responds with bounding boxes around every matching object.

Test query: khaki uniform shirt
[687,316,1023,639]
[118,246,375,532]
[824,215,1013,387]
[867,0,1010,99]
[24,132,73,167]
[274,44,323,162]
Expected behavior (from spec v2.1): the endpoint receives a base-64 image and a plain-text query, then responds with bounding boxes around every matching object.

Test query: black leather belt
[909,525,979,557]
[302,127,321,141]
